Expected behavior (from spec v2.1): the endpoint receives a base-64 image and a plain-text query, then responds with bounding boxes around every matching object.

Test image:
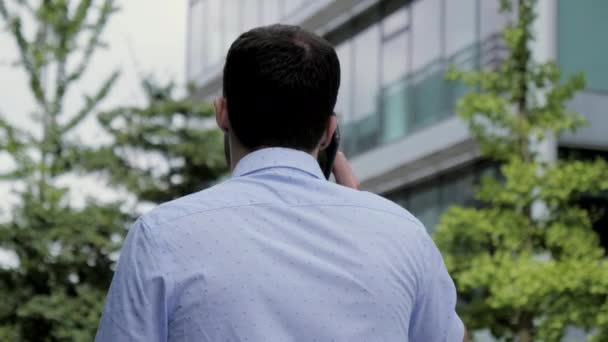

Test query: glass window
[335,41,353,122]
[188,0,205,78]
[382,79,409,143]
[353,23,380,120]
[387,165,485,233]
[382,7,408,37]
[207,0,223,67]
[480,0,509,41]
[411,65,446,128]
[243,0,260,31]
[445,0,476,56]
[558,0,608,92]
[262,0,281,24]
[412,0,441,71]
[382,31,408,87]
[408,186,441,233]
[441,173,475,210]
[381,29,409,143]
[224,0,241,52]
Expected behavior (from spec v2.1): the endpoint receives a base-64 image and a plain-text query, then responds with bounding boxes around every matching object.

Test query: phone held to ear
[318,125,340,180]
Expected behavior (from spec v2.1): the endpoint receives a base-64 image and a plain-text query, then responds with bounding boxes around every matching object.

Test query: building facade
[186,0,608,234]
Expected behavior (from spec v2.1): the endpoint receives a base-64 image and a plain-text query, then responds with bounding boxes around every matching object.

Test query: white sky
[0,1,188,264]
[1,0,187,131]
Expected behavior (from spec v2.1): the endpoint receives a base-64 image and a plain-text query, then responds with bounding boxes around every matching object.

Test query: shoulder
[139,180,244,228]
[325,185,432,252]
[344,187,427,232]
[351,188,438,249]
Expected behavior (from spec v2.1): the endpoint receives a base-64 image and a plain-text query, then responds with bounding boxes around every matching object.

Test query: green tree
[434,0,608,341]
[0,1,127,340]
[83,77,227,204]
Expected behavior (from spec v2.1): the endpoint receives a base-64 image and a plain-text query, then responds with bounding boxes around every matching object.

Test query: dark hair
[223,24,340,152]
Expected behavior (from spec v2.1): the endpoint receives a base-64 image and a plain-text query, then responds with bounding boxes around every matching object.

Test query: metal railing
[341,34,505,157]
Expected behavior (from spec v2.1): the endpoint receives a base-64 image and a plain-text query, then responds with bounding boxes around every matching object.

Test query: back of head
[223,24,340,152]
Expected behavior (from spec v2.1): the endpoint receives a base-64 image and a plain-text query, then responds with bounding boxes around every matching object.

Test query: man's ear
[319,115,338,150]
[214,97,230,133]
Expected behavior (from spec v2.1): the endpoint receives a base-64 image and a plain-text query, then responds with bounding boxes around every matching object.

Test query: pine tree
[0,1,127,340]
[434,0,608,341]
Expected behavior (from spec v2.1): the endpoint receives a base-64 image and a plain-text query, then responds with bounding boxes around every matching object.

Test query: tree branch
[61,69,120,134]
[51,0,94,116]
[9,17,47,107]
[66,0,117,83]
[0,115,21,152]
[70,0,94,35]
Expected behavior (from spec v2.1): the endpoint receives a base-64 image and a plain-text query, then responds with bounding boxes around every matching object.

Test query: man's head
[216,24,340,163]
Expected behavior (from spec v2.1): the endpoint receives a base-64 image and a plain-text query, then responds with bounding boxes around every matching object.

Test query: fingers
[333,151,360,190]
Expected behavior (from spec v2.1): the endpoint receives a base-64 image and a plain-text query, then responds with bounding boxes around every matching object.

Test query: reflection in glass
[412,0,441,71]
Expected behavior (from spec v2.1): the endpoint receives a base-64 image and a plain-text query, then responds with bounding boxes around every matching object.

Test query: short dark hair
[223,24,340,152]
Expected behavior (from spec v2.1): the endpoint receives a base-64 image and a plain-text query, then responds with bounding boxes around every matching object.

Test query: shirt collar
[231,147,325,180]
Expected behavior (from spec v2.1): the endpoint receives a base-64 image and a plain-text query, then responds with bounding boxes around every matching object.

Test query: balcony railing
[341,34,505,157]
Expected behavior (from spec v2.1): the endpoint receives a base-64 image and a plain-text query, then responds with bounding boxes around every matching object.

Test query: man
[96,24,464,341]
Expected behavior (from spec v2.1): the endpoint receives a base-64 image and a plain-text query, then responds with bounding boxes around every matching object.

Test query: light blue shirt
[96,148,464,342]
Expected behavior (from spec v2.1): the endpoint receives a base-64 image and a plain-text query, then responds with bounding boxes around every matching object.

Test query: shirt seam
[231,165,324,180]
[149,202,424,229]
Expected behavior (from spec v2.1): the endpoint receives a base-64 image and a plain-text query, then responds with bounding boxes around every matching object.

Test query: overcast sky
[1,0,187,129]
[0,1,188,260]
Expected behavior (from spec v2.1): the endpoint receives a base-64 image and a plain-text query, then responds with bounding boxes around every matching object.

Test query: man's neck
[229,148,248,172]
[230,145,320,172]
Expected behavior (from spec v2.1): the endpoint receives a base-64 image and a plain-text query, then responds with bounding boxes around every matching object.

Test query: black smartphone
[318,125,340,180]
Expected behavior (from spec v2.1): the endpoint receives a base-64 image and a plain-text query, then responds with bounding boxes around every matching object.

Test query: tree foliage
[0,1,126,340]
[434,1,608,341]
[83,78,227,204]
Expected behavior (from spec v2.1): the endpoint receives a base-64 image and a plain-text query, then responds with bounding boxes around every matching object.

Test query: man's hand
[333,151,359,190]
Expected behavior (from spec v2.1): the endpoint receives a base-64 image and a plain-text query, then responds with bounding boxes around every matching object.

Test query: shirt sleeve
[409,235,465,342]
[95,218,170,342]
